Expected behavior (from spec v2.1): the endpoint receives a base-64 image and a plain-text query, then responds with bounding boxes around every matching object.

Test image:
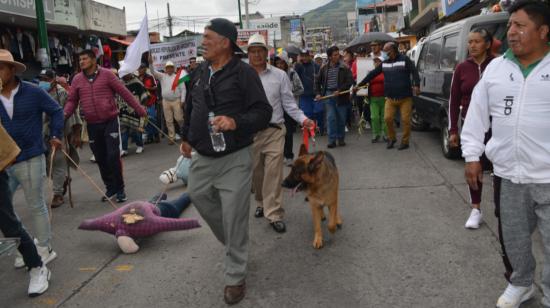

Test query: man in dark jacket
[357,42,420,150]
[315,46,354,148]
[295,49,324,134]
[180,18,272,305]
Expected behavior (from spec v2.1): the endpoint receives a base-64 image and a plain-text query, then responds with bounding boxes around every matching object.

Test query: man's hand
[302,119,315,129]
[314,95,322,101]
[49,137,63,151]
[137,107,147,118]
[180,141,192,158]
[465,161,483,191]
[413,86,420,96]
[333,90,340,97]
[211,116,237,132]
[449,133,459,148]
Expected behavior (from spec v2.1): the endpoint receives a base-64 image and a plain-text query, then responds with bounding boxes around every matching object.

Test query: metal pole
[35,0,50,68]
[238,0,243,29]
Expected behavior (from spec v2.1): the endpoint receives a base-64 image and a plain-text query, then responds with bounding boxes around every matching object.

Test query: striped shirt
[327,63,339,90]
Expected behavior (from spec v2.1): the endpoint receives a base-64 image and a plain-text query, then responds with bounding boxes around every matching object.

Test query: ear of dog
[307,152,325,173]
[299,144,308,156]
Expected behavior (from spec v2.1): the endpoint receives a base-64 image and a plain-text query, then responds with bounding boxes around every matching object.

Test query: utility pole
[238,0,243,29]
[245,0,250,29]
[35,0,50,68]
[167,2,173,37]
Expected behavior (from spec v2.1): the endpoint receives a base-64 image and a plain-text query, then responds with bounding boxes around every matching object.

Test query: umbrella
[346,32,395,53]
[285,44,302,56]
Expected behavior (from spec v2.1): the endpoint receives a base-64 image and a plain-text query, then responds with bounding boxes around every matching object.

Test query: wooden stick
[146,116,176,144]
[47,148,56,221]
[60,149,118,210]
[315,85,368,102]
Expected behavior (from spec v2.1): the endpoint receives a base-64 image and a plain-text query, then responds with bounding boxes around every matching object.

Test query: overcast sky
[95,0,332,35]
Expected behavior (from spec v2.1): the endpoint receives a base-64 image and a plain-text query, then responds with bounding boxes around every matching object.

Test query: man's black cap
[39,69,56,80]
[205,18,243,54]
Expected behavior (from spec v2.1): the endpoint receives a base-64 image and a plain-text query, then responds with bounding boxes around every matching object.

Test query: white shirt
[149,66,186,102]
[258,65,307,125]
[0,85,20,119]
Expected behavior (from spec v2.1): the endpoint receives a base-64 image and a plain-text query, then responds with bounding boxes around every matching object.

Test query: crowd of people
[1,0,550,307]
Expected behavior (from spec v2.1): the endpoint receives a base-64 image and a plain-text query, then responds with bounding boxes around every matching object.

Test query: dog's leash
[145,116,177,144]
[302,123,316,153]
[60,149,118,210]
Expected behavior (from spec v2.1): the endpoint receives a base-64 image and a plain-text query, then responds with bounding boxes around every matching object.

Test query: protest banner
[150,39,197,71]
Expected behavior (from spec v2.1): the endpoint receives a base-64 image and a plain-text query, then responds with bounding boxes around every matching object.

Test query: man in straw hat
[181,18,272,305]
[0,49,63,271]
[149,59,186,145]
[247,34,314,233]
[0,122,52,297]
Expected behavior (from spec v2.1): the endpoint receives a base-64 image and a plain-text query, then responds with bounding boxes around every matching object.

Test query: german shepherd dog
[281,144,342,249]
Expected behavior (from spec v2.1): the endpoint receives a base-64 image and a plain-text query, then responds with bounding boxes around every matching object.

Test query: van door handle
[422,77,426,87]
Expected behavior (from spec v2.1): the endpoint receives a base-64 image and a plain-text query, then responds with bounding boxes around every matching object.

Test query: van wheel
[411,107,429,131]
[441,115,461,159]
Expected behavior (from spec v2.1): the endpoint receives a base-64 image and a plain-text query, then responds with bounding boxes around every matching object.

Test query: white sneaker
[14,239,57,269]
[345,126,349,132]
[496,283,535,308]
[120,150,128,157]
[28,265,50,297]
[465,208,483,229]
[90,155,96,162]
[365,122,371,129]
[175,134,182,141]
[159,168,177,185]
[284,158,293,167]
[135,146,144,154]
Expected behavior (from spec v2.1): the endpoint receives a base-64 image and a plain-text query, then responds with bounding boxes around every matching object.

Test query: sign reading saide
[0,0,55,20]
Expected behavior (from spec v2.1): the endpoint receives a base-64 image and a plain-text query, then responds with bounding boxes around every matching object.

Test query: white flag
[118,15,149,78]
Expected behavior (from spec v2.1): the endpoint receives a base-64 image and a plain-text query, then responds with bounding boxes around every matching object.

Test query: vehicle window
[441,34,458,70]
[425,37,442,70]
[417,43,429,71]
[471,21,509,55]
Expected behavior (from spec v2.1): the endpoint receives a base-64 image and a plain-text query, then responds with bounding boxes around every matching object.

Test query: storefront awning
[109,37,132,46]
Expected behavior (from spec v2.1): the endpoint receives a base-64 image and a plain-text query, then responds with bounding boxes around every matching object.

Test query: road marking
[78,267,96,272]
[115,264,134,272]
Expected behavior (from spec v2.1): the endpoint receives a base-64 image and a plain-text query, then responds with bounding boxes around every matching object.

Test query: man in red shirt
[138,63,160,144]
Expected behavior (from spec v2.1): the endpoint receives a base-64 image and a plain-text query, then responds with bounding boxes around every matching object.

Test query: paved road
[0,128,544,307]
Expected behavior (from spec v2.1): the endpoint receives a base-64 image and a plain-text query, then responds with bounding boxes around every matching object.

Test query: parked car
[407,37,426,66]
[412,12,509,159]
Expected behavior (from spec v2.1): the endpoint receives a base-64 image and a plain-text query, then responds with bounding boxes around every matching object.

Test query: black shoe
[327,143,337,148]
[386,140,396,149]
[149,193,168,204]
[101,191,116,202]
[397,143,410,150]
[338,140,346,147]
[372,136,380,143]
[116,191,128,203]
[254,207,264,218]
[271,221,286,233]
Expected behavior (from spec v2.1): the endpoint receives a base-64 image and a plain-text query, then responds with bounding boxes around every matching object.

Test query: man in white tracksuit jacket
[461,1,550,307]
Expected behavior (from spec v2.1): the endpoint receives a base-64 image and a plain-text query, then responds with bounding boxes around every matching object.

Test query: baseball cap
[313,53,322,59]
[39,69,56,80]
[205,18,243,54]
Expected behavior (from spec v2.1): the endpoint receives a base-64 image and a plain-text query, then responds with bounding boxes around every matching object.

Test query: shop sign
[0,0,55,20]
[441,0,472,17]
[249,17,281,42]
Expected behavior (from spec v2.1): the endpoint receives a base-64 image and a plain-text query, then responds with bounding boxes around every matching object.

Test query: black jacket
[315,62,354,105]
[294,61,320,97]
[358,54,420,99]
[182,57,272,157]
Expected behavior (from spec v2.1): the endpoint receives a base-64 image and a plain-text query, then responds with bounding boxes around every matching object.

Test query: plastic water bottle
[208,112,226,152]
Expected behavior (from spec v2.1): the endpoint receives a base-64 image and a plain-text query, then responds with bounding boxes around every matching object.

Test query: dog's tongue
[291,182,303,198]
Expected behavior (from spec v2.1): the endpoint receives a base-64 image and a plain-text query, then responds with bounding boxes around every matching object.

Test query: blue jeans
[326,97,348,143]
[121,126,143,151]
[7,155,51,247]
[145,105,158,141]
[300,95,325,133]
[157,193,191,218]
[0,170,42,269]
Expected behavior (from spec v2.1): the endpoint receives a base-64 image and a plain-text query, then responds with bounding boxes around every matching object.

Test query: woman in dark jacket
[448,28,494,229]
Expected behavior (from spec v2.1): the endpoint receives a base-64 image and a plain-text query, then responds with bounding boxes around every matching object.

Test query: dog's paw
[328,223,337,234]
[312,236,324,249]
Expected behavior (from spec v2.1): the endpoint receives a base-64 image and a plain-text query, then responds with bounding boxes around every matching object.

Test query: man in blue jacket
[357,42,420,150]
[0,49,63,269]
[295,49,324,134]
